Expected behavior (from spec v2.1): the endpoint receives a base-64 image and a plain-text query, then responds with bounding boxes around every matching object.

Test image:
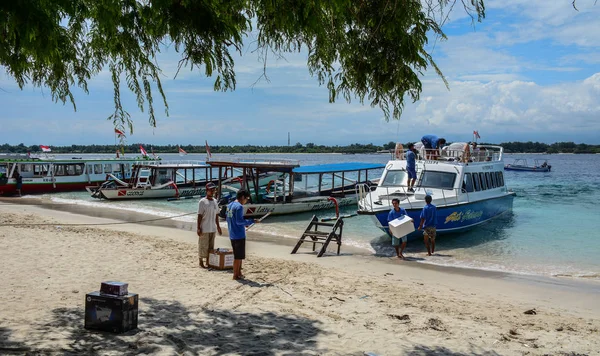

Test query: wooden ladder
[291,215,343,257]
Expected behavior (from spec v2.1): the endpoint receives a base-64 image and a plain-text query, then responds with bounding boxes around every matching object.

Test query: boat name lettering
[424,161,439,164]
[444,210,483,224]
[126,191,145,196]
[180,189,204,197]
[481,165,494,170]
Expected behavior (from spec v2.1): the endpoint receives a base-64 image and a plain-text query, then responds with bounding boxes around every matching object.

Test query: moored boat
[356,143,515,240]
[504,159,551,172]
[0,153,157,196]
[209,159,384,217]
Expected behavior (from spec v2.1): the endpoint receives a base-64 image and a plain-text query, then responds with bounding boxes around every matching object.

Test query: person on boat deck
[388,198,408,259]
[420,135,446,160]
[418,195,437,256]
[226,190,259,280]
[197,182,222,268]
[406,143,417,193]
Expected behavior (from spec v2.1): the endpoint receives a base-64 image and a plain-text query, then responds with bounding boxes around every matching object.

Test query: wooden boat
[357,143,515,240]
[209,159,384,217]
[0,153,157,196]
[86,161,214,200]
[504,159,551,172]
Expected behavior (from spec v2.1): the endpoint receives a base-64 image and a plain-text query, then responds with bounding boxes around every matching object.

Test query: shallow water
[46,152,600,280]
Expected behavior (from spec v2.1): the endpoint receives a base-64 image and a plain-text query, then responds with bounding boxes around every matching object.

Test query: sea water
[46,152,600,280]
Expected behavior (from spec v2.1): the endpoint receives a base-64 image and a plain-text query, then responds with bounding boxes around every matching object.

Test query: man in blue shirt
[405,143,417,193]
[387,198,408,259]
[420,135,446,160]
[226,190,259,280]
[418,195,437,256]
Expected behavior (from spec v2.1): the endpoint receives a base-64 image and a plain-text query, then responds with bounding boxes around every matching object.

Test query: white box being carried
[388,215,415,238]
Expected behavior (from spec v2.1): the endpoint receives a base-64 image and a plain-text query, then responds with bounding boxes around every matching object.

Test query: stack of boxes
[84,281,138,333]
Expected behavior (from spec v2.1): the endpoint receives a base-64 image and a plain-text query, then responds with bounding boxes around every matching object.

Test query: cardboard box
[208,249,234,270]
[84,292,138,333]
[388,215,415,238]
[100,281,128,296]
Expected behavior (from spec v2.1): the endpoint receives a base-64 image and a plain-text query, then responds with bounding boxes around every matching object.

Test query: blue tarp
[292,162,385,174]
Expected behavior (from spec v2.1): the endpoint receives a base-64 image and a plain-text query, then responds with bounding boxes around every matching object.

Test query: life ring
[462,143,471,163]
[395,143,404,160]
[265,180,275,194]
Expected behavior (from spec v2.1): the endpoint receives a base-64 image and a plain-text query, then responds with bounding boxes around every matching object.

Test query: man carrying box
[388,198,408,259]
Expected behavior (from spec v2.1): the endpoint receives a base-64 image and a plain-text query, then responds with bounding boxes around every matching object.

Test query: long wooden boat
[209,159,384,217]
[0,153,158,196]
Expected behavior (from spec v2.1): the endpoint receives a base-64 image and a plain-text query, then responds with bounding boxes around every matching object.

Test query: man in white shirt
[197,182,222,268]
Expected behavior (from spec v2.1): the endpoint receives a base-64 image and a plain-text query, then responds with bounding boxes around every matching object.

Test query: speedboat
[356,142,515,240]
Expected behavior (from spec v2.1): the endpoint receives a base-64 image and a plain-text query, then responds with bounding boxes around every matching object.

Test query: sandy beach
[1,200,599,355]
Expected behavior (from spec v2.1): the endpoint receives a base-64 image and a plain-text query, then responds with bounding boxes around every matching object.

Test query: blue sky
[1,0,599,146]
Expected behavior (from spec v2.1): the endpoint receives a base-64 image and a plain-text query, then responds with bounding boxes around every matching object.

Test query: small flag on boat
[205,140,212,159]
[473,130,481,139]
[40,145,51,152]
[178,146,187,156]
[114,128,125,137]
[151,146,158,158]
[140,145,148,157]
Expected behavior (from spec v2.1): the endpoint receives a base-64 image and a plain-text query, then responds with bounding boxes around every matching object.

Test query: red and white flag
[140,145,148,157]
[473,130,481,139]
[205,140,212,159]
[178,146,187,156]
[40,145,51,152]
[114,128,125,137]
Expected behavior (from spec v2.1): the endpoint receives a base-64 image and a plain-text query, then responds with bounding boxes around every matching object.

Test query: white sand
[0,201,599,355]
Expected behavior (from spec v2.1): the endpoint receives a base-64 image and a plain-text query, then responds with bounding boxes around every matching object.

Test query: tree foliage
[1,0,486,132]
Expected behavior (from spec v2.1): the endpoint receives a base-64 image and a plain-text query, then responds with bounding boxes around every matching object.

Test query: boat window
[33,164,50,177]
[492,172,499,188]
[112,164,122,173]
[420,171,456,189]
[478,172,487,190]
[20,164,33,173]
[472,173,480,191]
[94,164,102,174]
[498,172,505,187]
[462,173,474,192]
[380,170,407,187]
[104,164,112,173]
[485,172,493,188]
[55,165,65,176]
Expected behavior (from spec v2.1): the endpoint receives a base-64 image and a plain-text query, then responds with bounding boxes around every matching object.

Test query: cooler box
[209,249,234,270]
[84,292,138,333]
[388,215,415,238]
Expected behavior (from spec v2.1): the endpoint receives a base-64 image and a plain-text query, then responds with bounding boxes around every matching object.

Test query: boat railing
[209,158,301,166]
[135,160,209,167]
[356,184,467,213]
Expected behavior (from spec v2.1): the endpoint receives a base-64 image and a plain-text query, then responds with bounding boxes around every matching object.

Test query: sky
[0,0,599,147]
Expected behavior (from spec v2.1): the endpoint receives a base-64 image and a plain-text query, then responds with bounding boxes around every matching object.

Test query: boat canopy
[292,162,385,174]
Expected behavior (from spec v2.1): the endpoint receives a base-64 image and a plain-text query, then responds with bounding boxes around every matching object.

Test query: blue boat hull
[373,194,515,241]
[504,166,551,172]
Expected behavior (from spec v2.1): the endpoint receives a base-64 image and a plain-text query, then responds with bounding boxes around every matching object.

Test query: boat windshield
[420,171,456,189]
[380,170,407,187]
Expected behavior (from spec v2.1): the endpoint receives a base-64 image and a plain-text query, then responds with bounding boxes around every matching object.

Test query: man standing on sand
[387,198,408,259]
[418,195,437,256]
[197,182,222,268]
[406,143,417,192]
[226,190,259,280]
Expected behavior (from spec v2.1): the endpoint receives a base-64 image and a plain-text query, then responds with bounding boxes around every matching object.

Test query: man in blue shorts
[421,135,446,160]
[418,195,437,256]
[387,198,408,259]
[226,190,259,280]
[406,143,417,192]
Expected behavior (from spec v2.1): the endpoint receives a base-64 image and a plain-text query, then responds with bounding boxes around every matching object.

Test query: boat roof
[293,162,385,174]
[208,159,300,172]
[135,161,210,169]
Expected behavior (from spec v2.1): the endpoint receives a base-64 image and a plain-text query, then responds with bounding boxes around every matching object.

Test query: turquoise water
[46,153,600,280]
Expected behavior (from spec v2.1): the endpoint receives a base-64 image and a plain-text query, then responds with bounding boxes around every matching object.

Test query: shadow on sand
[0,297,326,355]
[401,344,502,355]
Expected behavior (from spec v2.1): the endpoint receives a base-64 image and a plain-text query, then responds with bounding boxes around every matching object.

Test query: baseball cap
[205,182,217,190]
